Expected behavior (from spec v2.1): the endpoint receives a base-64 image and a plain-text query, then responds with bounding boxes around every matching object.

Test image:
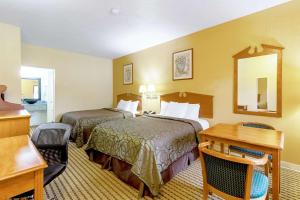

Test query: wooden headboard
[160,92,213,118]
[116,93,142,111]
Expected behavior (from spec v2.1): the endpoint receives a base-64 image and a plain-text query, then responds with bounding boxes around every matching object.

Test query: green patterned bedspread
[61,108,133,147]
[85,115,202,196]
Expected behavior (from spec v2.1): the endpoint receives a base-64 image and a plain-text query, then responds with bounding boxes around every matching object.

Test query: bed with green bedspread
[85,115,202,196]
[61,108,133,147]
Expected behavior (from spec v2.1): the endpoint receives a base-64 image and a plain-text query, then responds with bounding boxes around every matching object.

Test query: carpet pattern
[43,142,300,200]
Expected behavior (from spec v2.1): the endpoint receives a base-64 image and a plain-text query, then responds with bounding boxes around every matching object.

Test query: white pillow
[164,102,188,118]
[117,99,131,111]
[160,101,169,115]
[184,103,200,120]
[197,118,209,130]
[129,101,139,114]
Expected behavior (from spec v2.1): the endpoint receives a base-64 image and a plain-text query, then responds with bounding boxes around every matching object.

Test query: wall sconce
[139,85,147,93]
[147,84,156,93]
[139,84,158,99]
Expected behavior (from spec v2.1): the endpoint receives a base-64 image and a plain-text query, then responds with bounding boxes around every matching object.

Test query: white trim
[281,161,300,172]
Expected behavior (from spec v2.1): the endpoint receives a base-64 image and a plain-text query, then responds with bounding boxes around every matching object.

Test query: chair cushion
[251,170,269,199]
[44,164,66,185]
[229,145,272,160]
[242,123,273,129]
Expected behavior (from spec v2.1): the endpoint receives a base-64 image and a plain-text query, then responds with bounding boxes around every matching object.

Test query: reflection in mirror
[257,77,267,109]
[237,54,277,113]
[21,78,41,103]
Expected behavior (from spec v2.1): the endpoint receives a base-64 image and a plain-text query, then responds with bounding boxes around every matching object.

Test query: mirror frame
[233,44,284,117]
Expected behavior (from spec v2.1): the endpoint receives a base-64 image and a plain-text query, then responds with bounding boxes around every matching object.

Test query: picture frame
[123,63,133,85]
[172,48,193,80]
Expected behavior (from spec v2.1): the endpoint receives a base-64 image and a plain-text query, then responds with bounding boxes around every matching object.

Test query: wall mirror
[21,78,41,102]
[233,44,283,117]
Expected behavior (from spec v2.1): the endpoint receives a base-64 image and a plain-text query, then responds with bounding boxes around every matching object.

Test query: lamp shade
[147,84,156,92]
[139,85,147,93]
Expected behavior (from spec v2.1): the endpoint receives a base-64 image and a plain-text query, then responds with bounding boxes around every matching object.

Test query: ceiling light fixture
[110,8,120,15]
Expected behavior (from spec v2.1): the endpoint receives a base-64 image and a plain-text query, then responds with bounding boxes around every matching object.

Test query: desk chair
[199,142,269,200]
[229,122,275,174]
[14,123,71,199]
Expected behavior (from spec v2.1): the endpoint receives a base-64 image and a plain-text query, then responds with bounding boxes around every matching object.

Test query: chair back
[202,152,248,198]
[240,122,275,130]
[31,123,71,165]
[199,142,262,200]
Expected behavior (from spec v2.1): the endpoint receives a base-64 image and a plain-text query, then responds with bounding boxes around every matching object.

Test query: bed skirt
[70,128,92,144]
[86,147,199,197]
[82,128,93,144]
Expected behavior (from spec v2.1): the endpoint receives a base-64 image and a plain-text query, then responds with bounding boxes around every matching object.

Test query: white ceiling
[0,0,289,59]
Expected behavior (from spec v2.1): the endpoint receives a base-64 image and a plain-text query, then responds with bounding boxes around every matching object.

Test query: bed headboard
[116,93,142,111]
[160,92,213,118]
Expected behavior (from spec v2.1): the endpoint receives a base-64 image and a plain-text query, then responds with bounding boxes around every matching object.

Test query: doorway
[21,66,55,126]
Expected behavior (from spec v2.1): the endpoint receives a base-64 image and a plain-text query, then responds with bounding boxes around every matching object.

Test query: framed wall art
[123,63,133,85]
[172,48,193,80]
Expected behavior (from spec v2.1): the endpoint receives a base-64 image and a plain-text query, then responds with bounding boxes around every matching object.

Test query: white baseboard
[281,161,300,172]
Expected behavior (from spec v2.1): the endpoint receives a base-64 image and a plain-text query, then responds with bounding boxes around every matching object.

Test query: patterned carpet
[43,142,300,200]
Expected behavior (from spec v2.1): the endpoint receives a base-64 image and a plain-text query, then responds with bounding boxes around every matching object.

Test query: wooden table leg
[272,150,280,200]
[220,143,225,153]
[34,169,44,200]
[279,152,281,193]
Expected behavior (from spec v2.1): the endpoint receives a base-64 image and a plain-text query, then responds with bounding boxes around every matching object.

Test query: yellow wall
[22,44,113,121]
[0,22,21,103]
[113,1,300,164]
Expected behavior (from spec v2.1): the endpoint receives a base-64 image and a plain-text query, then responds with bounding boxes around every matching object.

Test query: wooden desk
[0,135,47,200]
[200,123,284,200]
[0,109,30,138]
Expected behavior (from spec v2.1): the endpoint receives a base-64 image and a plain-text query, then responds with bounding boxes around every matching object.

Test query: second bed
[61,93,141,147]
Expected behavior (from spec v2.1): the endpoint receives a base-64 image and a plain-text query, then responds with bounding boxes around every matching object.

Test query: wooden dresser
[0,109,31,138]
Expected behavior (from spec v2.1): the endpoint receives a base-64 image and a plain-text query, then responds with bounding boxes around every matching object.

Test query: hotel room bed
[61,93,141,147]
[85,92,213,197]
[61,108,133,147]
[86,115,203,196]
